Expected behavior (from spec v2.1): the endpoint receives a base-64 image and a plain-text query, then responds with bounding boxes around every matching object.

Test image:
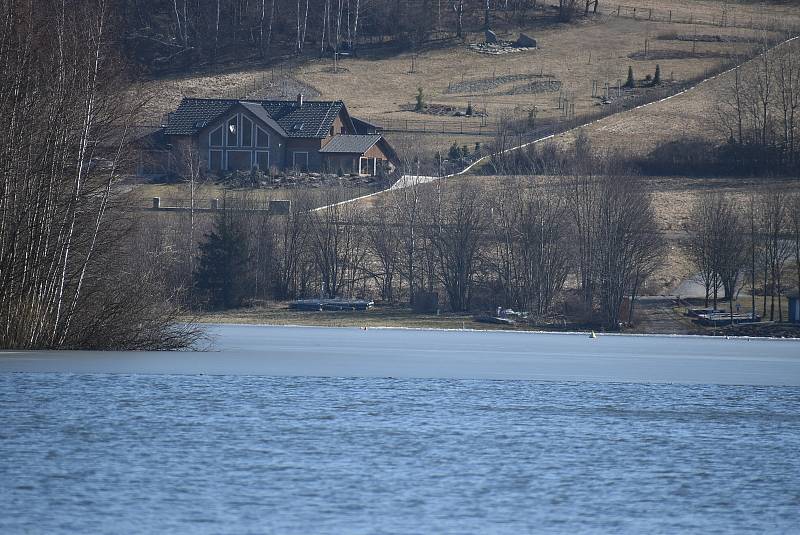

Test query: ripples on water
[1,374,799,534]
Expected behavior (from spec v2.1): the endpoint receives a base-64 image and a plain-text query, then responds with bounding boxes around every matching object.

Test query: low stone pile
[469,31,537,55]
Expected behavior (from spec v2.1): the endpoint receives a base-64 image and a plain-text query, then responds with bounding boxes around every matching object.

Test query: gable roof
[239,101,288,137]
[162,98,350,138]
[319,134,382,154]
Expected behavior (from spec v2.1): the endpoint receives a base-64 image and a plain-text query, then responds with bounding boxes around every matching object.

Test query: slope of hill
[138,2,785,158]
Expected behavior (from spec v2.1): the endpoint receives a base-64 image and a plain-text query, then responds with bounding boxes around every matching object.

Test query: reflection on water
[1,374,799,533]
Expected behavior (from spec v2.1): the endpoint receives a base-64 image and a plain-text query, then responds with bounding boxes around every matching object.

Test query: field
[136,0,793,159]
[292,17,763,123]
[195,302,517,331]
[551,36,800,155]
[602,0,800,28]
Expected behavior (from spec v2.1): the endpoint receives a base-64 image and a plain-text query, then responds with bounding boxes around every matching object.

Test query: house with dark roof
[139,95,398,177]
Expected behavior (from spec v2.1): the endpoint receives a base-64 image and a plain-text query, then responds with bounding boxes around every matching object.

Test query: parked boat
[289,298,374,311]
[695,312,760,326]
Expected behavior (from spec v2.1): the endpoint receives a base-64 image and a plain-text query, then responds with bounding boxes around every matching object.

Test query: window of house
[256,151,270,171]
[209,150,223,171]
[227,116,238,146]
[241,116,253,147]
[209,126,223,147]
[293,151,309,171]
[359,157,377,176]
[256,127,270,148]
[227,150,251,171]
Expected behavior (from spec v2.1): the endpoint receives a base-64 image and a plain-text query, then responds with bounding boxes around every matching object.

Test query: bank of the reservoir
[1,324,798,386]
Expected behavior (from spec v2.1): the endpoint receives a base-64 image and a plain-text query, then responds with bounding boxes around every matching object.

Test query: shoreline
[193,320,800,342]
[190,298,799,340]
[3,324,799,386]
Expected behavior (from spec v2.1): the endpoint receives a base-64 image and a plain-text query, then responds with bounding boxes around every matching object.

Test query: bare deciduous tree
[308,188,364,297]
[0,0,198,349]
[365,198,402,302]
[488,178,573,316]
[428,180,485,312]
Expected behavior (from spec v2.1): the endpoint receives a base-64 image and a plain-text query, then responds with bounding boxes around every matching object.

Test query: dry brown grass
[550,56,729,154]
[608,0,800,29]
[549,37,800,155]
[295,16,763,125]
[136,8,787,148]
[195,302,521,331]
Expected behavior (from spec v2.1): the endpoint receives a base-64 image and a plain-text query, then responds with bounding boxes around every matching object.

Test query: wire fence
[366,116,499,136]
[603,4,800,34]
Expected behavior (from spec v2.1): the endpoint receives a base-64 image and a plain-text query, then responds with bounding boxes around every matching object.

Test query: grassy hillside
[137,1,789,157]
[550,37,799,155]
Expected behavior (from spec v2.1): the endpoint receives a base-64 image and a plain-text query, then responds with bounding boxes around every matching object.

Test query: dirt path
[631,296,701,335]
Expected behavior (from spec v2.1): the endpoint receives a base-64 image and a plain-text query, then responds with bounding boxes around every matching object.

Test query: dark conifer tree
[195,209,251,309]
[624,66,635,88]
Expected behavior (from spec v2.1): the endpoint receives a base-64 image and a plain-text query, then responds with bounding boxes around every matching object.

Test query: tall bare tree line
[687,189,800,322]
[115,0,591,70]
[716,39,800,173]
[172,160,662,330]
[0,0,197,349]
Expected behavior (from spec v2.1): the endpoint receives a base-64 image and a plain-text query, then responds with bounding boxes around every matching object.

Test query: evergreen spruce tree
[653,64,661,85]
[624,66,635,88]
[415,87,425,111]
[448,142,461,160]
[194,208,250,310]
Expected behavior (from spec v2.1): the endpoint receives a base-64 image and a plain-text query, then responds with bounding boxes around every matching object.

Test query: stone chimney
[296,93,304,107]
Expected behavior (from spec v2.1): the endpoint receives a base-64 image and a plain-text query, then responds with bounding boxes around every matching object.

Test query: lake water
[1,326,799,533]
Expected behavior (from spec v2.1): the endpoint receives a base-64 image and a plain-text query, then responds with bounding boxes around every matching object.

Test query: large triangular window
[256,127,270,148]
[241,116,253,147]
[227,116,238,146]
[209,126,223,147]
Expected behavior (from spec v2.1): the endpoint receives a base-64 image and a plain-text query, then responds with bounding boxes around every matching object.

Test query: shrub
[654,64,661,85]
[466,101,473,116]
[448,142,462,160]
[415,87,425,111]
